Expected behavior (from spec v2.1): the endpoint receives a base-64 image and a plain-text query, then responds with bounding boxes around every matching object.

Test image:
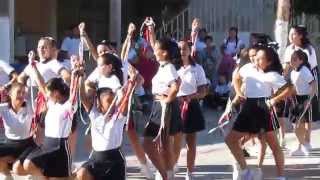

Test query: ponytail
[46,78,70,98]
[99,53,123,85]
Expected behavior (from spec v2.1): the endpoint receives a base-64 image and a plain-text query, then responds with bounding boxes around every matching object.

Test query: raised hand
[128,23,136,36]
[128,65,138,81]
[28,50,36,65]
[71,55,85,76]
[78,22,86,35]
[192,18,201,32]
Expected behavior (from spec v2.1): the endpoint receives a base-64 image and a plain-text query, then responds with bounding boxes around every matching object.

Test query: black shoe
[243,148,250,157]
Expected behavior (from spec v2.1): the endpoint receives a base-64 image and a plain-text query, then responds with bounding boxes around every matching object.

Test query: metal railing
[157,7,190,40]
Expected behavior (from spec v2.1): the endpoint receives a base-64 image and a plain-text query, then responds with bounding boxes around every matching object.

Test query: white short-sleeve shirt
[44,100,73,138]
[0,60,14,85]
[239,63,287,98]
[223,39,244,56]
[24,59,65,86]
[284,44,318,69]
[239,63,266,98]
[152,62,179,95]
[87,69,122,92]
[291,66,314,95]
[177,64,207,96]
[0,103,33,140]
[88,105,126,151]
[260,71,287,97]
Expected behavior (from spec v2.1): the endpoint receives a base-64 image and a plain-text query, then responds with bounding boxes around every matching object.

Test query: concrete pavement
[125,108,320,180]
[6,107,320,179]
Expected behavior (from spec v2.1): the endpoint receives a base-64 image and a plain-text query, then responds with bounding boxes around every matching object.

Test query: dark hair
[204,35,213,42]
[96,87,115,111]
[238,48,250,68]
[176,40,195,68]
[156,38,179,62]
[198,28,207,35]
[250,33,270,46]
[97,87,114,98]
[39,37,57,48]
[218,74,228,85]
[57,50,69,62]
[7,82,26,108]
[99,53,123,85]
[99,40,111,46]
[46,78,70,98]
[291,49,312,72]
[98,40,117,49]
[258,46,283,74]
[226,26,239,48]
[68,23,79,30]
[292,25,312,54]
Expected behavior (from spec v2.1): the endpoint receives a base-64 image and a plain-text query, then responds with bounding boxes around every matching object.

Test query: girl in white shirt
[143,38,181,180]
[86,53,123,92]
[76,65,138,180]
[222,27,245,57]
[0,83,37,179]
[174,41,208,179]
[284,26,320,145]
[23,61,80,179]
[228,46,290,180]
[289,50,317,156]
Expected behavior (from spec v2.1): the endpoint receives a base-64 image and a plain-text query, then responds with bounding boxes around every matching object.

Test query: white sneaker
[304,143,313,151]
[280,138,286,148]
[155,170,163,180]
[253,168,263,180]
[232,163,241,180]
[301,145,310,156]
[290,147,305,156]
[141,163,154,179]
[167,170,174,180]
[241,169,254,180]
[185,172,194,180]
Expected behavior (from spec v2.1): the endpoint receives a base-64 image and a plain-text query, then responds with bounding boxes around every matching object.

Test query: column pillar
[49,0,57,39]
[109,0,121,50]
[0,0,14,63]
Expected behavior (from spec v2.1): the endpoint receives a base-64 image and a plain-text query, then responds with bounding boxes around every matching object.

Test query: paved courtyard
[6,107,320,179]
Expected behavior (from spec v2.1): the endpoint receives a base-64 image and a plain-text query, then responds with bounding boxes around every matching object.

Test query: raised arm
[121,23,136,61]
[60,68,71,85]
[79,22,99,61]
[80,76,94,113]
[190,18,201,58]
[146,18,156,50]
[71,56,94,112]
[118,65,139,115]
[28,51,46,95]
